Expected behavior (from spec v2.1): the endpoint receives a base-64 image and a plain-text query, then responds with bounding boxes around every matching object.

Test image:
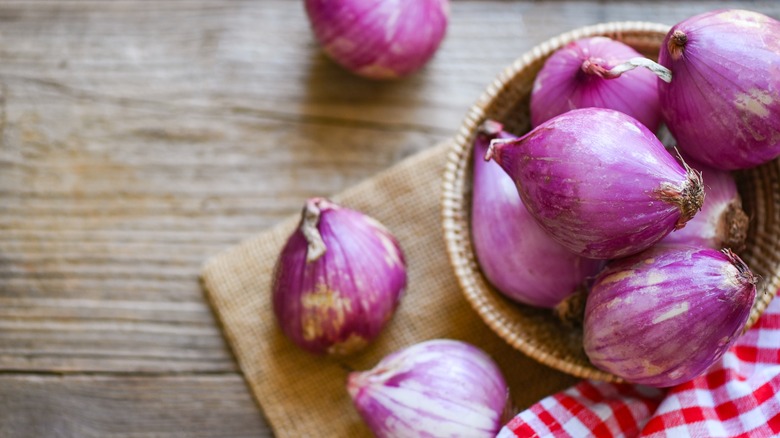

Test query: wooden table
[2,1,778,436]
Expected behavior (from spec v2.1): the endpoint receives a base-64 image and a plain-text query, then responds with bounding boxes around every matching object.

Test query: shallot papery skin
[661,160,749,250]
[471,121,602,308]
[487,108,704,260]
[584,245,756,387]
[531,37,662,130]
[272,198,406,356]
[304,0,449,79]
[658,9,780,170]
[347,339,509,438]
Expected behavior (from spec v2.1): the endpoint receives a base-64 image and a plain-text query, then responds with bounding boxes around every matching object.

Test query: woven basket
[441,21,780,382]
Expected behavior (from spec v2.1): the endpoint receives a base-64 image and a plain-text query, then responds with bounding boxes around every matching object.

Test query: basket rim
[441,21,676,382]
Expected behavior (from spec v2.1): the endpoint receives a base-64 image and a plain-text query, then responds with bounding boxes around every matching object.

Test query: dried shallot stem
[604,57,673,83]
[302,199,327,262]
[478,119,504,136]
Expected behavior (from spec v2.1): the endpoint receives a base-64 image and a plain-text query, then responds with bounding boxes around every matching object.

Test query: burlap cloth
[201,141,578,437]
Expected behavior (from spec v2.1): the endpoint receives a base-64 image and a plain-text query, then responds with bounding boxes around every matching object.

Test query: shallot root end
[553,283,589,328]
[724,200,750,252]
[657,158,704,229]
[721,248,757,286]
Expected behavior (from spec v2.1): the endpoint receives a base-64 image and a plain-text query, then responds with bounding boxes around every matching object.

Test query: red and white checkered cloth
[498,293,780,438]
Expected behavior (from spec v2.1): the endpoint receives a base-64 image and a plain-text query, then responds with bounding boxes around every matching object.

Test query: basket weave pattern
[441,22,780,382]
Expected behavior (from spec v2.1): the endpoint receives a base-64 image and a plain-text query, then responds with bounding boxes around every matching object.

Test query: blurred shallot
[305,0,449,79]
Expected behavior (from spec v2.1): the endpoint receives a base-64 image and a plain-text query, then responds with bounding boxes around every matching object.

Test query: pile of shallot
[477,8,777,388]
[268,7,778,437]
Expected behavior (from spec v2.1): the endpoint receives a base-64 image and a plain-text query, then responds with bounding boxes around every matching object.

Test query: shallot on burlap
[200,142,577,438]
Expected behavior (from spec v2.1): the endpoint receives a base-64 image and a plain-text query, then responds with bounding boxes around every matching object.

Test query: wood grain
[0,374,269,438]
[1,0,779,436]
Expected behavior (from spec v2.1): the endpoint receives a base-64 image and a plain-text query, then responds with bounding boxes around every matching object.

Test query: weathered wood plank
[0,0,449,373]
[0,374,270,438]
[0,107,441,371]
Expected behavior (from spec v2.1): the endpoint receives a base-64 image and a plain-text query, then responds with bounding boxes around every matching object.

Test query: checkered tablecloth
[498,294,780,437]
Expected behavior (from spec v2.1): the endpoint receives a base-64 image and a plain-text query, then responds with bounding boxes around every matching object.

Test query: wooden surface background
[1,1,779,436]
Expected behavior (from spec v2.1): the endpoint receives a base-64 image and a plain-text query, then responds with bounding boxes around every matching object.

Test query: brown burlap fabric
[201,142,578,437]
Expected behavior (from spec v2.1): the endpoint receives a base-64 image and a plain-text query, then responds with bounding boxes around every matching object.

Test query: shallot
[584,245,756,387]
[272,198,406,356]
[661,160,749,250]
[487,108,704,259]
[471,121,602,308]
[531,37,663,130]
[348,339,510,437]
[658,9,780,170]
[304,0,449,79]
